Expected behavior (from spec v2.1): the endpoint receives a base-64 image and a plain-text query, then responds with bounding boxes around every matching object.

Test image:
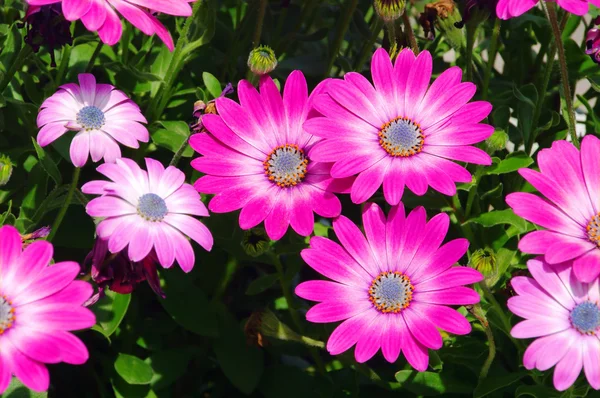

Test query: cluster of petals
[192,71,353,241]
[295,203,482,366]
[26,0,193,50]
[507,136,600,283]
[83,158,213,272]
[306,48,493,205]
[497,0,600,19]
[0,226,96,393]
[508,258,600,391]
[37,73,149,168]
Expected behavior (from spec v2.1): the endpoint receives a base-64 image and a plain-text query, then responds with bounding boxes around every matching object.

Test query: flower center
[264,144,308,188]
[378,117,424,157]
[570,301,600,335]
[0,295,15,334]
[587,213,600,246]
[76,105,105,130]
[369,271,414,313]
[137,193,168,222]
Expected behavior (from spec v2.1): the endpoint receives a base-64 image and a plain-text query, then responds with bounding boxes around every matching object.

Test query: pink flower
[26,0,193,50]
[0,225,96,393]
[37,73,149,168]
[191,71,353,241]
[497,0,600,19]
[295,203,482,366]
[508,258,600,391]
[506,136,600,283]
[306,48,493,205]
[82,158,213,272]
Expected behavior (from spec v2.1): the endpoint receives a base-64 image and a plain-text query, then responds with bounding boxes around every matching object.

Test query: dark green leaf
[485,152,533,175]
[474,371,528,398]
[245,274,279,295]
[466,209,528,233]
[92,290,131,337]
[394,370,473,396]
[31,138,62,186]
[114,354,154,385]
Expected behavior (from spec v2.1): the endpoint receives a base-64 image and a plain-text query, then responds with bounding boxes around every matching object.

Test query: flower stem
[252,0,268,48]
[547,3,578,148]
[469,303,496,380]
[465,166,485,219]
[465,25,477,82]
[386,22,397,51]
[47,167,80,242]
[482,18,501,101]
[0,45,33,94]
[324,0,358,77]
[401,11,419,55]
[85,42,104,73]
[270,252,327,375]
[169,135,190,166]
[55,45,71,87]
[354,17,383,71]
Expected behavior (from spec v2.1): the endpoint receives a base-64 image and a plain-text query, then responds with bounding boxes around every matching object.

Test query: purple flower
[586,21,600,64]
[23,4,72,67]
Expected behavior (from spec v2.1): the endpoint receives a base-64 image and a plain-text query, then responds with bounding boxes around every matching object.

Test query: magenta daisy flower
[37,73,149,168]
[506,136,600,283]
[82,157,213,272]
[295,203,482,366]
[508,258,600,391]
[191,71,353,241]
[306,48,493,205]
[26,0,193,50]
[0,225,96,393]
[497,0,600,19]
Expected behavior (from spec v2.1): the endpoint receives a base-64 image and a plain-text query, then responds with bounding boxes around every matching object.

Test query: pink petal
[553,343,583,391]
[573,250,600,283]
[306,300,372,323]
[326,310,379,355]
[362,203,388,272]
[295,280,363,302]
[163,214,213,252]
[354,315,384,363]
[414,303,472,335]
[413,286,480,306]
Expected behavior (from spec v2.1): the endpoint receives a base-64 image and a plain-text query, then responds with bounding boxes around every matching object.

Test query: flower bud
[0,155,13,187]
[247,45,278,76]
[244,309,324,348]
[485,129,508,153]
[241,228,270,257]
[374,0,406,23]
[469,248,497,278]
[419,0,465,50]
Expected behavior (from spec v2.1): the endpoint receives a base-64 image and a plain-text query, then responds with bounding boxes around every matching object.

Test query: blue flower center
[369,271,414,313]
[137,193,168,222]
[570,301,600,334]
[0,295,15,333]
[264,144,308,188]
[379,117,424,157]
[76,105,106,130]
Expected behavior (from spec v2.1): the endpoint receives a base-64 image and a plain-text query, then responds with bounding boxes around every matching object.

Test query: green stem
[470,303,496,380]
[47,167,80,242]
[324,0,358,77]
[465,166,485,219]
[547,3,578,147]
[270,252,327,375]
[148,0,204,122]
[401,11,419,55]
[0,46,33,94]
[55,46,71,87]
[386,22,396,51]
[354,17,383,71]
[252,0,268,48]
[122,23,132,64]
[169,135,190,166]
[465,25,476,82]
[85,42,104,73]
[482,18,501,101]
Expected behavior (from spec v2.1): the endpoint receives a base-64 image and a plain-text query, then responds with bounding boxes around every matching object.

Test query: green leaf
[2,377,47,397]
[31,138,62,186]
[245,274,279,295]
[202,72,222,99]
[515,385,561,398]
[394,370,473,396]
[149,348,192,390]
[92,290,131,337]
[466,209,528,233]
[474,371,528,398]
[114,354,154,385]
[485,152,533,175]
[151,121,193,157]
[213,308,264,394]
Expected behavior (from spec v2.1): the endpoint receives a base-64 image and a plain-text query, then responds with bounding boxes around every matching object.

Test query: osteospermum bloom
[506,136,600,283]
[0,225,96,393]
[508,258,600,391]
[191,71,353,240]
[306,48,493,205]
[295,203,482,366]
[83,158,213,271]
[497,0,600,19]
[37,73,149,167]
[26,0,192,50]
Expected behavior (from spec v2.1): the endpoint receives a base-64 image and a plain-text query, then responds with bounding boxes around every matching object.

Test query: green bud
[247,45,278,76]
[469,248,497,278]
[374,0,406,23]
[420,0,465,51]
[241,228,270,257]
[244,309,324,348]
[0,154,13,187]
[486,129,508,153]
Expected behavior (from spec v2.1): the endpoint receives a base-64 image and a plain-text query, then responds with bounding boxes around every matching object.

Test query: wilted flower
[374,0,406,22]
[0,154,13,187]
[21,226,51,248]
[419,0,465,49]
[459,0,498,25]
[23,4,72,67]
[190,83,234,134]
[247,45,278,75]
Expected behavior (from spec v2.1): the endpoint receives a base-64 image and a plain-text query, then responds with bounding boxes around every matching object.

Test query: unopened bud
[244,309,324,348]
[469,248,497,278]
[241,228,270,257]
[374,0,406,23]
[486,129,508,153]
[247,45,278,76]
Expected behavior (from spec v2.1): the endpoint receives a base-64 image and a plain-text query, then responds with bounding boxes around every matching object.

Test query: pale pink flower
[0,225,95,393]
